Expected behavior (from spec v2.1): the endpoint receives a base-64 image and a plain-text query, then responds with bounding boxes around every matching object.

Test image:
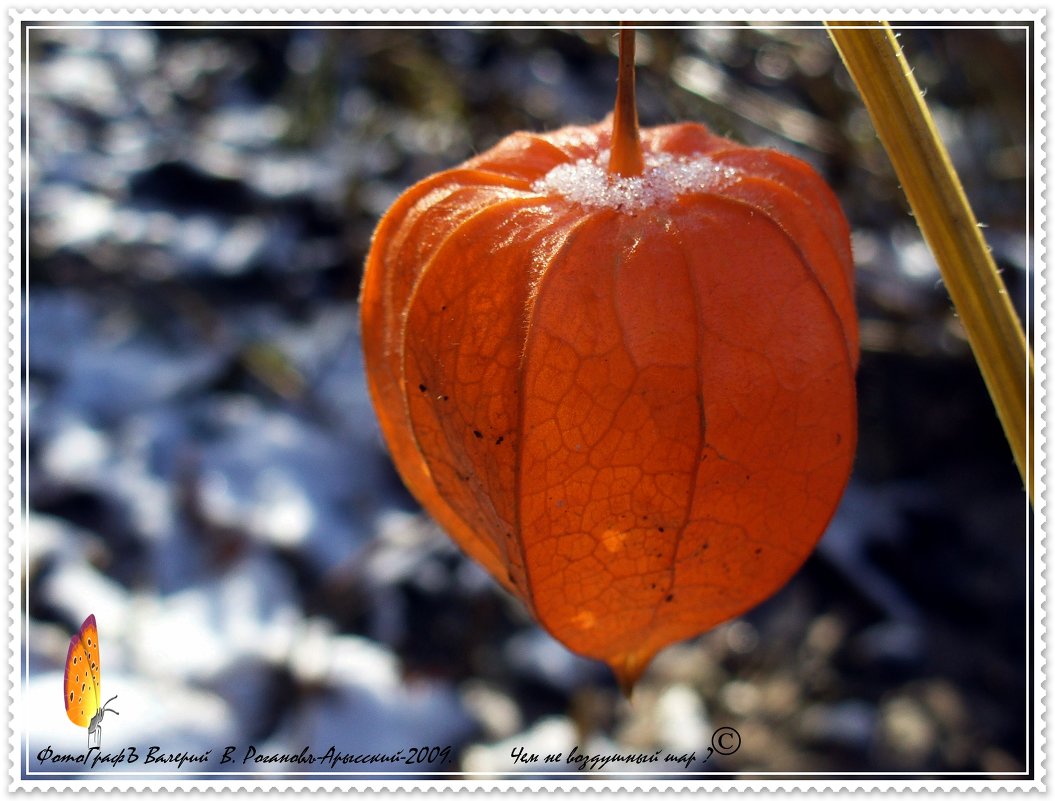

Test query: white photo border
[7,7,1046,792]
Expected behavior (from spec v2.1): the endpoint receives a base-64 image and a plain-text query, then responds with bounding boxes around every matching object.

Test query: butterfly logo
[64,614,119,749]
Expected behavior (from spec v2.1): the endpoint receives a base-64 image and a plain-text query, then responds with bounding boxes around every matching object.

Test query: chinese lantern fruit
[360,32,857,690]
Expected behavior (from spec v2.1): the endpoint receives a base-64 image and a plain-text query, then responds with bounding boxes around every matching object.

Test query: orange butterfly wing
[63,615,101,728]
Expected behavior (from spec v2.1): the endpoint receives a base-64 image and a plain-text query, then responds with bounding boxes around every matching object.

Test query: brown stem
[608,27,644,177]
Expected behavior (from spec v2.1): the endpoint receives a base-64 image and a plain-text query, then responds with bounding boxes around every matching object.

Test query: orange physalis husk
[360,32,857,692]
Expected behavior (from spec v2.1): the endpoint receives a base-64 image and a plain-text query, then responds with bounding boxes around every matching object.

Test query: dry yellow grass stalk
[825,21,1032,498]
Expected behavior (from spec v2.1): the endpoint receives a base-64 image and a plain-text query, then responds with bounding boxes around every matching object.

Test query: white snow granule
[532,150,741,212]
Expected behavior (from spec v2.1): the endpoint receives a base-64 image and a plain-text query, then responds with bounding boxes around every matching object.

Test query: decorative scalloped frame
[5,8,1045,792]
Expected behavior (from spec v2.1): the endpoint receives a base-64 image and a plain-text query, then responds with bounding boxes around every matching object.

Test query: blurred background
[23,22,1031,777]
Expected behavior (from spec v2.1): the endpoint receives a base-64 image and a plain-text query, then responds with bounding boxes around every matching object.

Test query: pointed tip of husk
[608,648,656,698]
[616,671,640,699]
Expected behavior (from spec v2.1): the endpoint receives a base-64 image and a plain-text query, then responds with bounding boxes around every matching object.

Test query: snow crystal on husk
[533,150,740,212]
